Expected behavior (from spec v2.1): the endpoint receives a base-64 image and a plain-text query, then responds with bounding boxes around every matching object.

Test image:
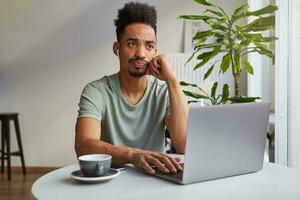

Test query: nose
[135,44,146,59]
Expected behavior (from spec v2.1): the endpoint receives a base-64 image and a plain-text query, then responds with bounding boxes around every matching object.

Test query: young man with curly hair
[75,2,188,174]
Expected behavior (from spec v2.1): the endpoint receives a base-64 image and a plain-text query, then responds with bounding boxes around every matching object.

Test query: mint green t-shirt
[77,73,170,152]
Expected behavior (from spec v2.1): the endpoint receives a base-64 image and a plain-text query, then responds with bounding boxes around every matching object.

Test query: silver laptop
[153,102,270,184]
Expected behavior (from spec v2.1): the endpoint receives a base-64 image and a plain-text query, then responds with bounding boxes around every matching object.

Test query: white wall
[0,0,245,167]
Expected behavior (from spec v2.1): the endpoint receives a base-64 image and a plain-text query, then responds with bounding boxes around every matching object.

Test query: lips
[130,60,148,69]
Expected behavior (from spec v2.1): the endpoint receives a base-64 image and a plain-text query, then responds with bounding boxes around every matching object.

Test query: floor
[0,167,56,200]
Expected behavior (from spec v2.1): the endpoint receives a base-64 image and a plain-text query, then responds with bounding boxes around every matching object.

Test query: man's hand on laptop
[128,149,182,174]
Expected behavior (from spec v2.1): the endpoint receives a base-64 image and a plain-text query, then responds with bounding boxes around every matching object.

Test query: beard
[129,67,148,77]
[128,57,148,77]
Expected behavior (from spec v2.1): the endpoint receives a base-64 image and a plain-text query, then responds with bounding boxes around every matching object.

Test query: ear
[113,42,120,56]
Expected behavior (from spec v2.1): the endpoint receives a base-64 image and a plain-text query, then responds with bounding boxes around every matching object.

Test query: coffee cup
[78,154,112,177]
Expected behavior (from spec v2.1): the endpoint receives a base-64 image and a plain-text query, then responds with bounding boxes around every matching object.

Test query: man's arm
[149,54,189,154]
[75,117,132,165]
[165,76,188,154]
[75,117,182,174]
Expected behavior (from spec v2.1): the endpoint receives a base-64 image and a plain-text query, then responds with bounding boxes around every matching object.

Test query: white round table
[32,162,300,200]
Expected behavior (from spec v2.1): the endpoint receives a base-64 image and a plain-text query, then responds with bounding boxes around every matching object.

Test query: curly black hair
[114,2,157,41]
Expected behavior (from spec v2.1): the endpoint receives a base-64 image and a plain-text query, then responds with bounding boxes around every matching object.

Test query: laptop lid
[182,102,270,184]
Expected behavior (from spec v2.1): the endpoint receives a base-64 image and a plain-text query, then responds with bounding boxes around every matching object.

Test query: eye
[146,44,155,50]
[127,42,136,48]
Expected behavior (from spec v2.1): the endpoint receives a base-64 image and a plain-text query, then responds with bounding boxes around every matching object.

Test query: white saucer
[70,168,120,183]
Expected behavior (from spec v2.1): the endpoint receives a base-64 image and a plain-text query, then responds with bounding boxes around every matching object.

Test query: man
[75,2,188,174]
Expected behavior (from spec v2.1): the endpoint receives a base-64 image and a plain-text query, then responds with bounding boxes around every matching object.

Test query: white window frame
[275,0,300,168]
[275,0,288,165]
[286,0,300,169]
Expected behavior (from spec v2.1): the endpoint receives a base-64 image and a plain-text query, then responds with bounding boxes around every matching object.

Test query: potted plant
[178,0,277,105]
[178,0,277,161]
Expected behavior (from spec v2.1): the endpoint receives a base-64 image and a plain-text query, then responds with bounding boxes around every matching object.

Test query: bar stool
[0,113,26,180]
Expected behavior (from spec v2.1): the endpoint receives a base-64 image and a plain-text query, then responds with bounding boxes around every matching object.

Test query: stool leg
[14,117,26,175]
[5,119,11,180]
[1,121,6,174]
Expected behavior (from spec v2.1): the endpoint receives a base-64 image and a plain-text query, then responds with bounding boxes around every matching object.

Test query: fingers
[139,158,156,174]
[149,60,160,77]
[131,151,182,174]
[153,154,182,173]
[168,156,183,171]
[152,57,161,70]
[156,155,177,173]
[158,154,183,173]
[146,154,182,174]
[148,54,175,82]
[175,157,181,162]
[147,157,169,173]
[148,55,164,76]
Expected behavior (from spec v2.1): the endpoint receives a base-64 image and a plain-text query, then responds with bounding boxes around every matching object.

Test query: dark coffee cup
[78,154,112,177]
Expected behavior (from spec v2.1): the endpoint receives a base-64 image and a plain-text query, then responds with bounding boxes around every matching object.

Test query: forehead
[121,23,156,42]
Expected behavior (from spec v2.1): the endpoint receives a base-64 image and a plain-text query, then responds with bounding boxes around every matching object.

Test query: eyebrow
[126,37,156,44]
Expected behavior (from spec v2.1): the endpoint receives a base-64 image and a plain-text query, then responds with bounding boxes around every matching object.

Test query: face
[115,23,157,78]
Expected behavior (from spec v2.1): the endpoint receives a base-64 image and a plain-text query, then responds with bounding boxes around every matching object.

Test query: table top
[32,162,300,200]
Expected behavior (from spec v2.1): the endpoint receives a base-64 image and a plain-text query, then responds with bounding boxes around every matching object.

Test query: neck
[119,71,148,101]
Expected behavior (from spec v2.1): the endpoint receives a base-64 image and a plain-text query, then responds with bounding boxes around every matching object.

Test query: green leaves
[246,5,278,16]
[194,43,220,51]
[221,84,230,104]
[183,90,209,99]
[243,16,275,32]
[197,51,215,60]
[260,36,278,42]
[194,45,221,70]
[228,96,261,103]
[206,19,228,31]
[194,0,214,6]
[233,4,249,17]
[237,31,276,64]
[232,4,249,22]
[205,9,224,17]
[209,82,230,104]
[248,41,275,64]
[179,81,198,87]
[180,81,207,94]
[193,30,214,41]
[194,56,211,70]
[211,82,218,99]
[181,80,232,105]
[178,15,215,21]
[185,52,196,65]
[220,53,231,73]
[180,81,210,102]
[194,51,214,70]
[242,60,254,75]
[239,33,276,46]
[204,64,215,80]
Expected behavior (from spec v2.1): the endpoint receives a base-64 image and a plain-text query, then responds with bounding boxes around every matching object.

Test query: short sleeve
[165,90,171,117]
[77,83,103,121]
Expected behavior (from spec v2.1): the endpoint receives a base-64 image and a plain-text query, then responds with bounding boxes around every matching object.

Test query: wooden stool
[0,113,26,180]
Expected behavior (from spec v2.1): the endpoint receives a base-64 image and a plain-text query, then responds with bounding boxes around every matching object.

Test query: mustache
[128,57,149,65]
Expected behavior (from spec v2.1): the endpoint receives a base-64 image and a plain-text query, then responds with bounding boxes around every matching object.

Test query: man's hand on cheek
[148,54,176,82]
